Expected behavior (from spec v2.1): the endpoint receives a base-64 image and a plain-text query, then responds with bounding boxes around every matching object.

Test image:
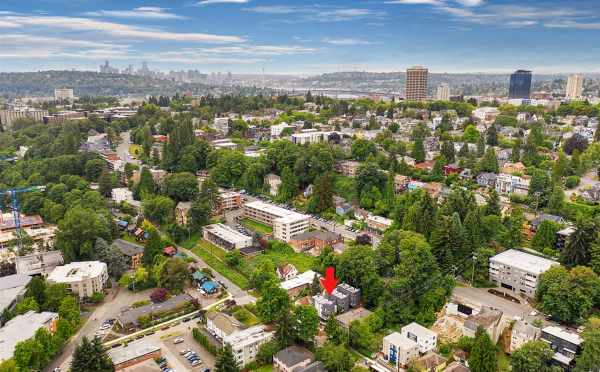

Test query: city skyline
[1,0,600,74]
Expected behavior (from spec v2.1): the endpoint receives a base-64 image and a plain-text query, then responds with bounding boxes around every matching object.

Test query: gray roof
[108,339,161,365]
[291,230,339,242]
[0,274,32,313]
[113,239,144,257]
[274,346,314,368]
[296,361,326,372]
[117,294,193,327]
[336,307,372,327]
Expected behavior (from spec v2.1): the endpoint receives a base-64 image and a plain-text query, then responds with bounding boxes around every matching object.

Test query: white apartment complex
[0,108,48,131]
[382,332,420,369]
[54,88,74,101]
[435,83,450,101]
[489,249,559,298]
[223,325,274,367]
[495,173,530,196]
[270,122,295,138]
[566,74,584,99]
[212,117,230,135]
[203,223,253,251]
[47,261,108,298]
[243,201,309,242]
[400,322,438,354]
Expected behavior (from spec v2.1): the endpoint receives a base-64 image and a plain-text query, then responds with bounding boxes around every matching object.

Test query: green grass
[178,231,202,250]
[192,240,250,289]
[241,218,273,234]
[248,243,317,273]
[232,307,260,327]
[250,366,273,372]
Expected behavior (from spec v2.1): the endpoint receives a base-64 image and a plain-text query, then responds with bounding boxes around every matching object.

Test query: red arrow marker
[320,266,338,295]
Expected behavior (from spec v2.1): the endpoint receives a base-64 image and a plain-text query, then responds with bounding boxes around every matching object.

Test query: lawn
[232,307,260,327]
[246,242,317,274]
[192,240,250,289]
[178,231,202,250]
[241,218,273,234]
[250,366,273,372]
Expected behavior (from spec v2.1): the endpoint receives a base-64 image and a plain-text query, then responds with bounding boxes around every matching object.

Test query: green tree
[25,276,47,307]
[15,296,39,315]
[561,218,595,267]
[469,327,497,372]
[441,141,455,163]
[411,137,426,163]
[163,172,199,202]
[143,227,164,267]
[575,317,600,372]
[464,125,480,143]
[316,343,355,372]
[43,283,69,312]
[308,173,334,213]
[94,238,128,279]
[531,221,561,253]
[351,139,377,161]
[293,305,319,346]
[477,147,499,173]
[511,341,557,372]
[70,336,114,372]
[215,344,240,372]
[158,258,189,293]
[277,167,299,202]
[58,295,81,327]
[142,195,175,225]
[98,169,113,197]
[325,314,346,345]
[56,206,112,261]
[84,159,106,181]
[137,167,156,196]
[256,281,291,323]
[486,125,498,146]
[483,189,501,216]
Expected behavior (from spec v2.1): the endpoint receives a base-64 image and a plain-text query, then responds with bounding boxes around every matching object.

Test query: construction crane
[0,186,46,250]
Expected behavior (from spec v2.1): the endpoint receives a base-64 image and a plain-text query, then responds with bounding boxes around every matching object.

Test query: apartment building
[47,261,108,298]
[203,223,253,251]
[489,249,559,298]
[495,173,530,196]
[223,325,274,367]
[243,201,309,242]
[382,332,420,370]
[0,108,48,131]
[406,66,429,101]
[216,191,243,213]
[212,117,230,135]
[401,322,438,354]
[337,160,362,177]
[0,311,59,362]
[541,326,583,370]
[366,214,393,236]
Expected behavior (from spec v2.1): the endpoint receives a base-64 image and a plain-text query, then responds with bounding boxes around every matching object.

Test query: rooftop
[384,331,419,349]
[274,345,314,368]
[223,325,273,347]
[47,261,106,283]
[245,201,309,223]
[280,270,318,291]
[207,312,243,336]
[0,274,32,313]
[490,249,559,275]
[113,239,144,257]
[15,250,64,276]
[336,307,372,327]
[108,339,161,366]
[542,326,583,346]
[117,294,193,327]
[402,322,438,338]
[0,311,58,361]
[291,230,340,242]
[203,223,252,244]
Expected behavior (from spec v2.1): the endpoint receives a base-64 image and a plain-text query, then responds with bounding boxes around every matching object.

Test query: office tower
[405,66,428,101]
[566,74,584,99]
[435,83,450,101]
[54,88,74,102]
[508,70,532,99]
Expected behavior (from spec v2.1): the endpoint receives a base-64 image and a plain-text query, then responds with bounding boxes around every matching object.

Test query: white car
[173,337,184,344]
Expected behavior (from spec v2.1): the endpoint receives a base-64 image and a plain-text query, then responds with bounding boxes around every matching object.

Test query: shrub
[150,288,170,303]
[565,175,580,189]
[89,292,105,304]
[192,328,219,355]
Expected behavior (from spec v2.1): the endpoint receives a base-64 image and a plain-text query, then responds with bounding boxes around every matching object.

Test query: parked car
[173,337,184,344]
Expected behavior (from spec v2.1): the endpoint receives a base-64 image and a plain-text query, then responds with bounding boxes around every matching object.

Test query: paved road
[452,286,540,322]
[116,130,140,166]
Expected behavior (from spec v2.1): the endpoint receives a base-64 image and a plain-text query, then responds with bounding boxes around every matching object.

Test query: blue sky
[1,0,600,74]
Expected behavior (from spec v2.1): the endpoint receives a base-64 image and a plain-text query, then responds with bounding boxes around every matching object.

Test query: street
[116,130,140,167]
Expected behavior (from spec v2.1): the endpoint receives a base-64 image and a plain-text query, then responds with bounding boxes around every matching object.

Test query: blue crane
[0,186,46,250]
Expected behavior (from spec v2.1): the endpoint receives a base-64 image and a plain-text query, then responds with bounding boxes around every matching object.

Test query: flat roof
[543,326,582,346]
[336,307,372,327]
[280,270,318,291]
[204,223,252,244]
[223,325,272,347]
[490,249,559,275]
[0,274,31,313]
[384,331,418,349]
[402,322,437,338]
[108,339,161,365]
[245,201,309,222]
[0,311,58,361]
[47,261,106,284]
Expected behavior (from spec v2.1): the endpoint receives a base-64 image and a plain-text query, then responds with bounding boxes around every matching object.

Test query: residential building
[436,83,450,101]
[382,332,420,369]
[444,362,470,372]
[394,174,410,194]
[276,264,298,281]
[113,239,144,269]
[472,107,500,124]
[273,346,314,372]
[54,88,74,101]
[265,174,282,196]
[337,160,362,177]
[530,213,565,232]
[336,282,361,307]
[566,74,584,99]
[223,325,274,367]
[0,213,44,232]
[0,311,59,361]
[495,174,529,196]
[216,191,243,213]
[280,270,318,297]
[206,311,243,340]
[0,108,48,131]
[108,339,161,371]
[366,214,393,235]
[203,223,253,251]
[175,201,192,226]
[510,320,540,353]
[291,131,328,145]
[463,307,505,344]
[313,294,337,319]
[212,117,230,135]
[47,261,108,299]
[476,173,497,188]
[117,294,193,330]
[0,274,31,321]
[489,249,559,298]
[243,201,310,242]
[15,250,64,276]
[401,322,438,354]
[406,66,429,101]
[509,70,532,99]
[541,326,583,370]
[288,230,342,254]
[270,122,295,138]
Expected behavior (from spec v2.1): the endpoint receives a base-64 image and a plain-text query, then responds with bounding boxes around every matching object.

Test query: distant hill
[0,70,271,98]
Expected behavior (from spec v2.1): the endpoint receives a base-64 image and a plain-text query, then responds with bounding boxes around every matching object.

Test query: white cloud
[384,0,443,5]
[321,37,374,45]
[544,20,600,30]
[197,0,251,5]
[0,15,244,43]
[84,7,186,20]
[454,0,483,6]
[243,5,386,22]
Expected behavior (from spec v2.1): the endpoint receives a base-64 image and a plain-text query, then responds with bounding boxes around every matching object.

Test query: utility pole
[471,254,477,287]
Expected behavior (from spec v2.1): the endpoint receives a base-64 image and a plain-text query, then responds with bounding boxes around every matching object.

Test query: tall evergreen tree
[98,169,113,198]
[441,141,456,163]
[70,337,114,372]
[469,327,497,372]
[561,218,595,267]
[411,137,426,163]
[215,344,240,372]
